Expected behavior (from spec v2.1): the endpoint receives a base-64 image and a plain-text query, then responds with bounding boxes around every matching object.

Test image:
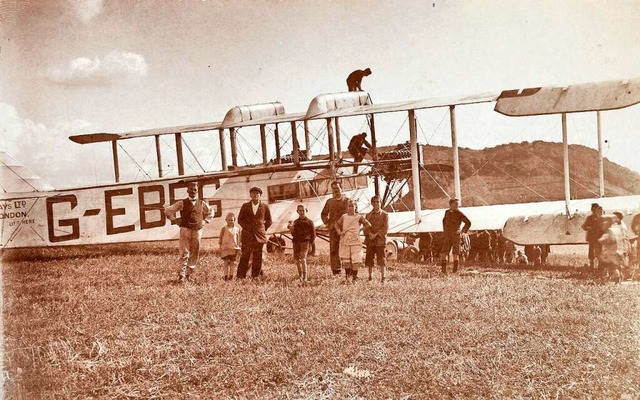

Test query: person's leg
[178,227,190,282]
[237,236,253,279]
[299,242,309,281]
[452,235,460,273]
[351,245,363,282]
[588,242,596,268]
[293,242,302,280]
[365,244,374,280]
[440,236,452,273]
[225,257,235,280]
[251,242,265,278]
[330,231,342,275]
[376,245,387,282]
[185,229,202,281]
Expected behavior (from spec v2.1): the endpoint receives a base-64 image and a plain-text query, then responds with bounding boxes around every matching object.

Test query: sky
[1,0,639,189]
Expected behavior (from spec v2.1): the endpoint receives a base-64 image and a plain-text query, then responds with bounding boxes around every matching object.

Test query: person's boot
[368,267,373,281]
[453,260,459,273]
[352,269,358,282]
[345,268,352,282]
[441,260,447,274]
[185,266,195,282]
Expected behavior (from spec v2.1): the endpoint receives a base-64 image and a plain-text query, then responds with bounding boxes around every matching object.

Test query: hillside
[391,141,640,210]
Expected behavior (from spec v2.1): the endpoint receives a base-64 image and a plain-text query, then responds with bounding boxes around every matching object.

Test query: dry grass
[3,242,639,399]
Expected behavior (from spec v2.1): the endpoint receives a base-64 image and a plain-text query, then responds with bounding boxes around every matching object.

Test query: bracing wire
[118,143,152,180]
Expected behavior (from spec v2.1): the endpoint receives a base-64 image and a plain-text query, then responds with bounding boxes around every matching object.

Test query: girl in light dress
[335,200,371,282]
[219,212,241,281]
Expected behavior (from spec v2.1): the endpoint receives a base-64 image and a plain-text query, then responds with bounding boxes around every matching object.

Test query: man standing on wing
[237,186,272,279]
[440,198,471,273]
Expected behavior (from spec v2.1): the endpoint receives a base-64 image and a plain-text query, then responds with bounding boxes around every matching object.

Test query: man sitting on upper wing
[347,132,372,173]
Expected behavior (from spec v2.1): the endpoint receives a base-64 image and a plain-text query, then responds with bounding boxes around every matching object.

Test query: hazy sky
[1,0,639,188]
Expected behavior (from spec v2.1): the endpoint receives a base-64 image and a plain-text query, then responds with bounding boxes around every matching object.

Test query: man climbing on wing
[347,132,372,173]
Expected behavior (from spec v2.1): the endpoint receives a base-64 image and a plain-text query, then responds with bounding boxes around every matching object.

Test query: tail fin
[0,151,55,193]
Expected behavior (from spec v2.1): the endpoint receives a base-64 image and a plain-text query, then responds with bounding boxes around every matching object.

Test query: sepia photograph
[1,0,639,398]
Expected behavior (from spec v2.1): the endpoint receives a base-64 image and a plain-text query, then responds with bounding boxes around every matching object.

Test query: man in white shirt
[237,187,272,279]
[164,182,212,283]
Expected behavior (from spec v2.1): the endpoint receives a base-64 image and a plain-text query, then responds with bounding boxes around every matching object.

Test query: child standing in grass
[335,199,371,282]
[289,204,316,282]
[219,212,241,281]
[364,195,388,283]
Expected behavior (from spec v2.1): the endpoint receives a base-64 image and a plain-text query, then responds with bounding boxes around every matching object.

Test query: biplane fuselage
[0,163,374,249]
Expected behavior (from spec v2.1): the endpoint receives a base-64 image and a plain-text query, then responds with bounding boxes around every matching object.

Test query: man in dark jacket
[440,198,471,273]
[321,181,350,275]
[581,203,603,269]
[237,186,272,279]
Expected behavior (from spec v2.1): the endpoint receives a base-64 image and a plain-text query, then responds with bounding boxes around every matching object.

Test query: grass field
[3,242,639,399]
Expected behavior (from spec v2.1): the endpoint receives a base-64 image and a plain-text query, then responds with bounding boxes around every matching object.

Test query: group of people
[582,202,635,282]
[163,183,638,285]
[162,180,394,284]
[321,181,388,282]
[164,182,274,283]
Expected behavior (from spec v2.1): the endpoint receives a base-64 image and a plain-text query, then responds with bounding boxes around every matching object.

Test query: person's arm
[219,227,225,246]
[264,205,272,231]
[460,211,471,233]
[237,204,249,229]
[309,220,316,243]
[442,211,448,231]
[321,200,330,226]
[581,217,591,231]
[289,220,296,235]
[202,201,212,223]
[164,200,183,224]
[360,215,372,231]
[335,215,344,236]
[381,212,389,237]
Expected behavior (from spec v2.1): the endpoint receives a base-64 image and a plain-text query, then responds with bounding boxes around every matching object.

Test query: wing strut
[561,113,571,216]
[449,105,462,204]
[335,118,342,158]
[111,140,120,182]
[368,113,380,196]
[218,129,228,171]
[597,111,604,197]
[155,135,163,177]
[408,109,421,224]
[175,133,184,175]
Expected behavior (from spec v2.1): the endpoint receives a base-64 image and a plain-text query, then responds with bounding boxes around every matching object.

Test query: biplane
[1,78,639,251]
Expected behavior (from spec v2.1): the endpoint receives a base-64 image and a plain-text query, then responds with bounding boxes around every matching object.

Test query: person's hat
[449,198,459,205]
[591,203,600,209]
[249,186,263,194]
[613,211,623,219]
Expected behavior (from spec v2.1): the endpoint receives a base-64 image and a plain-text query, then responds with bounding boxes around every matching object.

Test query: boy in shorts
[289,204,316,281]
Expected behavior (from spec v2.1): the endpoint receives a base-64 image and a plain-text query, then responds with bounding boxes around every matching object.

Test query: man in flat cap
[237,186,272,279]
